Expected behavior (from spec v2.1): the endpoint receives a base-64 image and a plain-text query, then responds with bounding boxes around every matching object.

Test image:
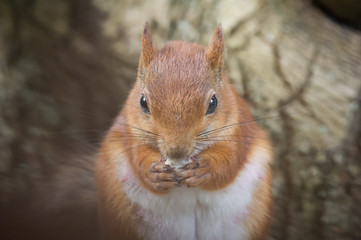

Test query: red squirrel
[96,23,273,240]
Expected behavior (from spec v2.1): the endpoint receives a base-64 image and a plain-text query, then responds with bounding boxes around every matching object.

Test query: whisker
[193,146,204,153]
[98,143,149,157]
[195,139,272,151]
[105,133,157,139]
[198,115,280,137]
[113,121,160,137]
[105,138,155,143]
[196,134,268,141]
[197,101,293,138]
[59,132,157,149]
[46,129,108,135]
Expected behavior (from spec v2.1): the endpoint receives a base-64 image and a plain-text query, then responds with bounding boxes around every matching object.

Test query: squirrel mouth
[164,158,190,168]
[164,153,200,168]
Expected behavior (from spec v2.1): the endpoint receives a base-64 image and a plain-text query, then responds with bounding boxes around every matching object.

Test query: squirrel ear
[206,24,224,70]
[141,22,154,67]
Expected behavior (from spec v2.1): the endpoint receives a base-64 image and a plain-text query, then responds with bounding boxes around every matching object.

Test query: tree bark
[0,0,360,239]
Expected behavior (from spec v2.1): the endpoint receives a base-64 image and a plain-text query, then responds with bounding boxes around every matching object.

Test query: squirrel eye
[140,94,150,114]
[206,95,217,115]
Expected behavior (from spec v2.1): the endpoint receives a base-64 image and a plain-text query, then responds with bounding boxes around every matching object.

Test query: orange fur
[96,24,273,240]
[141,22,154,67]
[96,134,141,239]
[206,24,224,70]
[245,137,273,240]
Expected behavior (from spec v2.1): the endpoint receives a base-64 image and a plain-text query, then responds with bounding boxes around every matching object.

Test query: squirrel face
[142,42,219,161]
[126,23,227,163]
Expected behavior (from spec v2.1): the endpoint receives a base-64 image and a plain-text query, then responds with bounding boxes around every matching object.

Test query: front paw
[145,160,182,193]
[178,158,211,188]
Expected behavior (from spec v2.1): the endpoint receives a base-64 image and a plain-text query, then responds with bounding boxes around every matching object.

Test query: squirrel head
[128,23,230,162]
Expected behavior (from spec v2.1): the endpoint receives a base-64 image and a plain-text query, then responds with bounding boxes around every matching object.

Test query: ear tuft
[206,24,224,70]
[141,22,154,67]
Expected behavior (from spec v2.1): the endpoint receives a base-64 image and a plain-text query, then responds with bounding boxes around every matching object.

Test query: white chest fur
[117,147,269,240]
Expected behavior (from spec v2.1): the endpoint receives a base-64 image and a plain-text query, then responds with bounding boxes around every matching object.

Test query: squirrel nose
[166,147,188,160]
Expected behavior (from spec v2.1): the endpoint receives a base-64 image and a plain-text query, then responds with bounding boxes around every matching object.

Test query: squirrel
[96,23,273,240]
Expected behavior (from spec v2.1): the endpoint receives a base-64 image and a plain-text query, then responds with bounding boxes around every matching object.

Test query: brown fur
[96,130,141,239]
[245,137,273,240]
[141,22,154,67]
[96,24,273,239]
[247,168,273,240]
[206,24,224,70]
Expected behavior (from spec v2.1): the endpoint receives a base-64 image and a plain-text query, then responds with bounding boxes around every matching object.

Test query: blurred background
[0,0,360,239]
